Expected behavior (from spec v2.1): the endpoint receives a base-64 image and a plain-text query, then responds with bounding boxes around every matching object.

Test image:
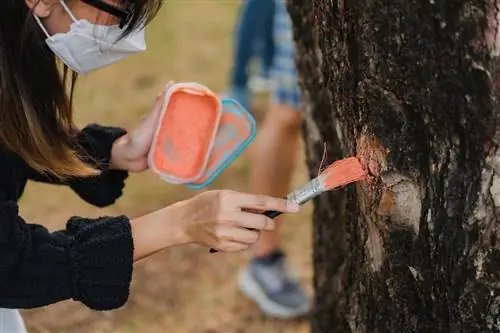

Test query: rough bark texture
[288,0,500,332]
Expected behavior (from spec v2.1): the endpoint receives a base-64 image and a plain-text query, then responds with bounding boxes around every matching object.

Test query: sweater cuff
[68,169,128,207]
[76,124,127,170]
[67,215,133,310]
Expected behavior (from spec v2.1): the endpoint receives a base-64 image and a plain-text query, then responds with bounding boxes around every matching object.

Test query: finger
[242,207,264,214]
[163,81,175,92]
[220,211,276,231]
[215,241,251,253]
[155,81,175,99]
[228,192,300,214]
[132,89,166,141]
[139,80,175,123]
[141,81,175,126]
[215,224,261,244]
[145,90,165,123]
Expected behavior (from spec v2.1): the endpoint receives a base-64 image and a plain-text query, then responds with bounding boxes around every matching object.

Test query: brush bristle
[319,157,366,190]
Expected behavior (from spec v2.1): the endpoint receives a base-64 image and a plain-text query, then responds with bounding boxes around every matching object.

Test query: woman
[0,0,299,331]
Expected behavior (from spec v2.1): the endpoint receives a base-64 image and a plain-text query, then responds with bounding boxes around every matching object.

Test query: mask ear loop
[32,15,51,38]
[58,0,78,23]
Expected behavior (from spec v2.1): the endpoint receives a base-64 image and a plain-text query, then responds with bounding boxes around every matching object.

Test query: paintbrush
[209,156,366,253]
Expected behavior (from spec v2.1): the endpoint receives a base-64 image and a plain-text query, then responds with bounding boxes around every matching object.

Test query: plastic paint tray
[148,82,222,183]
[186,98,256,189]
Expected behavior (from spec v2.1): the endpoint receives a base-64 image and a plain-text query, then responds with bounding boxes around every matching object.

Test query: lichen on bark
[288,0,500,332]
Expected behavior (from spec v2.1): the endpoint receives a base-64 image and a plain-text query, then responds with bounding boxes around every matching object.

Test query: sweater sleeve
[0,196,134,310]
[26,124,129,208]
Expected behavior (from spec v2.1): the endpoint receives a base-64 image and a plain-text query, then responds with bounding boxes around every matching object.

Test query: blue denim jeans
[230,0,276,89]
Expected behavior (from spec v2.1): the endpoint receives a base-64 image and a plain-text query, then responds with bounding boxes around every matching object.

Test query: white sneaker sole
[238,269,311,319]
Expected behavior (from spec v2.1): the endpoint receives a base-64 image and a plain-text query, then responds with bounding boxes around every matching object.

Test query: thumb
[132,82,174,143]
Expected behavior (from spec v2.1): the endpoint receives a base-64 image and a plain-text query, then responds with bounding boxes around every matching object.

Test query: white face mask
[34,0,146,74]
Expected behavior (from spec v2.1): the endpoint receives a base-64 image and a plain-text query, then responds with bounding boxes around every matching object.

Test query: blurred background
[20,1,313,333]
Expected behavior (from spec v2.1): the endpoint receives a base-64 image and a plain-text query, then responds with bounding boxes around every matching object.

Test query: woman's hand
[131,189,300,261]
[173,190,300,252]
[110,82,173,172]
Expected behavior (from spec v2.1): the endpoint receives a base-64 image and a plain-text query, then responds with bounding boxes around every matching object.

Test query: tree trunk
[288,0,500,332]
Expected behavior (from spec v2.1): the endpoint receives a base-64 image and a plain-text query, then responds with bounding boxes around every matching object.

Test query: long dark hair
[0,0,162,178]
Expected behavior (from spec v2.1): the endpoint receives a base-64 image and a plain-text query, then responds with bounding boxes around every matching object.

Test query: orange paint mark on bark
[356,134,388,189]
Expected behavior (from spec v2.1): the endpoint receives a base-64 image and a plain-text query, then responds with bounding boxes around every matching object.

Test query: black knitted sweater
[0,124,133,311]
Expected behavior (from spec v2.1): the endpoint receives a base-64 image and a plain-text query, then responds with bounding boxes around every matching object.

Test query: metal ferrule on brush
[286,178,323,205]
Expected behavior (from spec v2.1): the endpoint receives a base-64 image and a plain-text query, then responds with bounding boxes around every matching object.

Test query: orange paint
[321,157,366,190]
[190,109,252,185]
[190,104,252,184]
[151,86,221,180]
[355,134,388,188]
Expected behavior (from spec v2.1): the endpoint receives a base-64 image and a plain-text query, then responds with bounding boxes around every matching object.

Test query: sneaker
[238,250,311,319]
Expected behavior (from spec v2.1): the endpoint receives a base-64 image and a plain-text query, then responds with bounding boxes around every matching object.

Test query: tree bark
[288,0,500,332]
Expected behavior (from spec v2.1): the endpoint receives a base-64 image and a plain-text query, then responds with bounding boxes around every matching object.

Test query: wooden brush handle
[209,209,284,253]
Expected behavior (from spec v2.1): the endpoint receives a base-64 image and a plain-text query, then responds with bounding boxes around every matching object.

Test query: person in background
[226,0,276,111]
[0,0,300,331]
[236,0,312,319]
